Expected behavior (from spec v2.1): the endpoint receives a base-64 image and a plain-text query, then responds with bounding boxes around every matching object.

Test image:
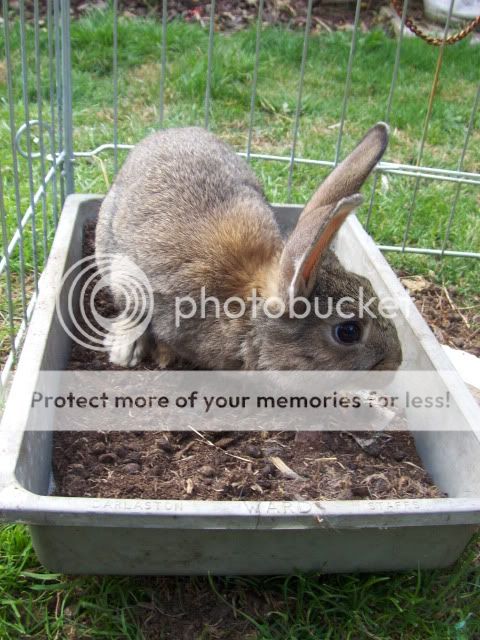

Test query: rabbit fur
[95,124,402,371]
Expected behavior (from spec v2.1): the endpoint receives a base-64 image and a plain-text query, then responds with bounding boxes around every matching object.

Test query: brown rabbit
[95,123,402,370]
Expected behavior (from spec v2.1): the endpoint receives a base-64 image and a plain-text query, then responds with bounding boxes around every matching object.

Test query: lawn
[1,523,479,639]
[0,9,479,361]
[0,7,479,639]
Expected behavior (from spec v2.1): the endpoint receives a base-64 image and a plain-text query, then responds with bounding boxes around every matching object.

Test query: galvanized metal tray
[0,194,479,575]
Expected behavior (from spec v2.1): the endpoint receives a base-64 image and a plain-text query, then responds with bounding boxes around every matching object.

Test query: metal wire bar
[441,83,480,256]
[159,0,168,128]
[2,0,27,320]
[33,0,50,259]
[15,121,51,160]
[0,158,65,279]
[370,162,479,179]
[19,0,40,293]
[385,5,409,124]
[401,0,456,251]
[365,0,410,231]
[71,143,480,186]
[1,4,480,395]
[246,0,265,162]
[0,164,17,361]
[61,0,75,194]
[287,0,314,199]
[54,0,65,203]
[0,291,37,390]
[379,170,479,185]
[334,0,362,166]
[113,0,119,175]
[204,0,217,130]
[47,0,60,228]
[378,245,480,259]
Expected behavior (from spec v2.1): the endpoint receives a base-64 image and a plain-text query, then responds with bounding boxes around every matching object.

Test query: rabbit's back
[96,127,282,298]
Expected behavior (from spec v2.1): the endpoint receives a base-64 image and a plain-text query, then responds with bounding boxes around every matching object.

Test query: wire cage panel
[0,0,479,391]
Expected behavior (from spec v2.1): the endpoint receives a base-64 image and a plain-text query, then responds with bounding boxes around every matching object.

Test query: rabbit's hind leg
[152,341,176,369]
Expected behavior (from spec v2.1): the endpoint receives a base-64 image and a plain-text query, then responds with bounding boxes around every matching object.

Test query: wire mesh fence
[0,0,479,393]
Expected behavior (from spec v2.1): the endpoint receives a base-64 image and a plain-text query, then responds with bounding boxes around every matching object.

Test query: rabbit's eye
[333,321,362,344]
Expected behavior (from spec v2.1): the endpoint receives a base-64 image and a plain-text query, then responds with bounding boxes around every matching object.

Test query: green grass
[0,9,479,359]
[0,524,479,639]
[0,9,479,639]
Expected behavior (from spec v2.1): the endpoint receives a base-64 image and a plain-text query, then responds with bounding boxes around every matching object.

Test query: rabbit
[95,123,402,371]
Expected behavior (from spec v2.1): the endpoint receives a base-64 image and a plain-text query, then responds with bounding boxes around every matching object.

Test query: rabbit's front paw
[105,323,148,367]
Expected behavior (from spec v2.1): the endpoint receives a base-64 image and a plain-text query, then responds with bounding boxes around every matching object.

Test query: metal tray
[1,194,479,575]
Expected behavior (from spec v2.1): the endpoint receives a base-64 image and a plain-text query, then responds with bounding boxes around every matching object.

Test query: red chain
[391,0,480,45]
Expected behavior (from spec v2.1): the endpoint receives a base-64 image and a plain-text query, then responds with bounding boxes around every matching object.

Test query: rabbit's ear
[278,123,388,301]
[279,195,363,300]
[303,122,388,213]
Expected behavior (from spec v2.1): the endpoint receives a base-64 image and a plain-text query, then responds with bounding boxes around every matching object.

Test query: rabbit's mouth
[371,349,403,373]
[373,358,389,370]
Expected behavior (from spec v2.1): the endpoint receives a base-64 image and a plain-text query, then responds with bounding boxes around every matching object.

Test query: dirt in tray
[53,220,447,501]
[398,273,479,358]
[53,428,443,501]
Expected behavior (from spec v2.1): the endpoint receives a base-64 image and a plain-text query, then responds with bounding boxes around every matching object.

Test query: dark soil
[53,428,443,501]
[399,274,480,358]
[129,576,268,640]
[7,0,428,34]
[52,220,446,501]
